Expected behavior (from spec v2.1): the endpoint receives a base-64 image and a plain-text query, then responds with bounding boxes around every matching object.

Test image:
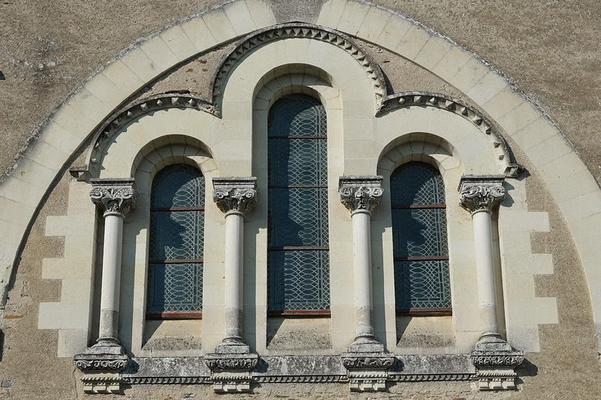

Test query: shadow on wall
[0,71,5,80]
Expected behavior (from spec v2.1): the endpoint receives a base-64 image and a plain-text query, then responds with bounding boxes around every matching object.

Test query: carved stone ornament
[341,352,396,392]
[205,352,259,393]
[458,176,506,214]
[89,178,136,216]
[339,176,384,213]
[74,343,129,394]
[213,177,257,215]
[470,335,524,391]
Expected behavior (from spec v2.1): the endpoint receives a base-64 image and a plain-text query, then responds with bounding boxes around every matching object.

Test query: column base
[471,333,524,391]
[73,341,129,394]
[341,337,396,392]
[205,341,259,393]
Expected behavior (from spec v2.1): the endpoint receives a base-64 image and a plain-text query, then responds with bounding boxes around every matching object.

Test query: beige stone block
[510,116,556,151]
[24,139,69,172]
[139,37,179,74]
[57,329,88,357]
[245,0,276,28]
[466,71,508,105]
[38,303,89,330]
[316,0,348,28]
[101,59,145,95]
[0,176,46,208]
[501,210,549,232]
[203,9,237,43]
[84,72,122,110]
[394,24,431,61]
[159,25,198,61]
[356,6,392,41]
[497,101,541,134]
[480,86,522,121]
[42,122,84,154]
[527,135,572,168]
[224,0,257,35]
[59,279,93,303]
[431,45,471,81]
[64,88,112,125]
[414,36,452,71]
[120,46,161,83]
[180,16,218,51]
[45,216,73,237]
[336,1,370,33]
[375,13,413,51]
[449,56,489,94]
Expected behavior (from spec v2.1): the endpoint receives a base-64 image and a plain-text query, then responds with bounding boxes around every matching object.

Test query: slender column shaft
[99,212,124,342]
[224,211,244,342]
[352,210,374,339]
[459,176,505,338]
[472,210,497,334]
[89,178,136,346]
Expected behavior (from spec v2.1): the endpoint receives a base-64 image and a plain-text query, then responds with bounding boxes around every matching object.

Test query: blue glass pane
[268,139,327,186]
[392,209,448,258]
[147,263,203,313]
[149,211,204,261]
[268,251,330,311]
[268,95,326,137]
[151,165,205,209]
[390,162,445,206]
[269,188,328,247]
[395,260,451,310]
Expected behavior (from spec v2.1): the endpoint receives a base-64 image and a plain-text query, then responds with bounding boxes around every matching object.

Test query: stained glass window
[147,165,204,319]
[268,94,330,315]
[391,162,451,314]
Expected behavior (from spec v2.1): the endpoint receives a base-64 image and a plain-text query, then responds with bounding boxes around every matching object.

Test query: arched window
[147,165,204,319]
[267,94,330,316]
[391,162,451,315]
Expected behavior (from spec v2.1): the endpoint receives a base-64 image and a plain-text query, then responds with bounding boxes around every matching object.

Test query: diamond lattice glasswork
[390,162,451,312]
[148,165,204,318]
[268,95,330,314]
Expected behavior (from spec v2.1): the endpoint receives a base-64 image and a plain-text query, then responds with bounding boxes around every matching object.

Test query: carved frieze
[89,178,136,216]
[339,176,384,213]
[459,176,506,214]
[212,177,257,215]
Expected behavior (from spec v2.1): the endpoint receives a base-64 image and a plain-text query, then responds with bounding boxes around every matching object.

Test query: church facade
[0,1,600,398]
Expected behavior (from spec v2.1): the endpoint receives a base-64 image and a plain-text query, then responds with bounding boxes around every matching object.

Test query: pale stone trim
[0,0,598,354]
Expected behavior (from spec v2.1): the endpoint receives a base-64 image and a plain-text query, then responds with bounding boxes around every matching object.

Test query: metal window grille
[391,162,451,315]
[147,164,204,319]
[267,94,330,316]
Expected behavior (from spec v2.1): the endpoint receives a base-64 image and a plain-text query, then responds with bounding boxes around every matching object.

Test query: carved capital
[471,335,524,391]
[89,178,136,216]
[341,351,396,392]
[458,176,505,214]
[74,343,129,394]
[339,176,384,214]
[213,177,257,215]
[205,352,259,393]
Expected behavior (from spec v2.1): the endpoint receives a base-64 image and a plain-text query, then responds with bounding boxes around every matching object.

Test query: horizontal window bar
[394,256,449,261]
[392,204,446,209]
[268,136,327,140]
[149,259,204,265]
[268,246,329,251]
[396,308,452,316]
[146,311,202,320]
[268,309,331,317]
[151,207,205,212]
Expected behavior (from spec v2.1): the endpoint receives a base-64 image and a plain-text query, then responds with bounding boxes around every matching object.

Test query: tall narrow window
[268,94,330,316]
[391,162,451,315]
[147,165,204,319]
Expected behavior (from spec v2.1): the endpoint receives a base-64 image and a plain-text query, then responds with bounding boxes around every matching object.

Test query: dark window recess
[267,94,330,315]
[147,165,204,319]
[391,162,451,315]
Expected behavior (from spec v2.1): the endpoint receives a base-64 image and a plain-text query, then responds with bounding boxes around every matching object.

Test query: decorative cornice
[378,92,521,177]
[89,178,136,216]
[459,176,505,214]
[255,375,347,383]
[75,358,128,372]
[339,176,384,214]
[388,373,475,382]
[341,354,395,370]
[123,376,211,385]
[81,92,216,179]
[211,23,387,115]
[212,177,257,215]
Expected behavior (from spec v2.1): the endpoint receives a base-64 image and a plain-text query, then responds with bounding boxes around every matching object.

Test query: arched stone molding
[375,133,556,353]
[212,22,387,115]
[250,68,348,353]
[1,0,599,352]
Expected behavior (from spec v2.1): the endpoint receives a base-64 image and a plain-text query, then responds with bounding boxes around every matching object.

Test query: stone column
[339,176,395,392]
[74,178,135,394]
[206,177,258,393]
[459,176,523,390]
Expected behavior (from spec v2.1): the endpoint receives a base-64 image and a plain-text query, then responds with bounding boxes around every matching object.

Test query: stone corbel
[205,352,259,393]
[73,345,129,394]
[340,352,396,392]
[470,335,524,390]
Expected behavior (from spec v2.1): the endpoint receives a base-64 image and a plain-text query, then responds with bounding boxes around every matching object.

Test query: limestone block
[467,71,508,105]
[180,17,218,52]
[83,72,122,109]
[337,1,370,33]
[431,45,472,81]
[526,135,572,168]
[414,36,452,71]
[497,101,540,134]
[356,6,392,42]
[203,9,237,43]
[120,47,161,83]
[375,13,413,51]
[244,0,277,28]
[139,37,179,75]
[38,303,90,330]
[224,0,258,35]
[159,25,198,61]
[316,0,349,28]
[101,60,146,95]
[394,25,432,61]
[450,57,489,94]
